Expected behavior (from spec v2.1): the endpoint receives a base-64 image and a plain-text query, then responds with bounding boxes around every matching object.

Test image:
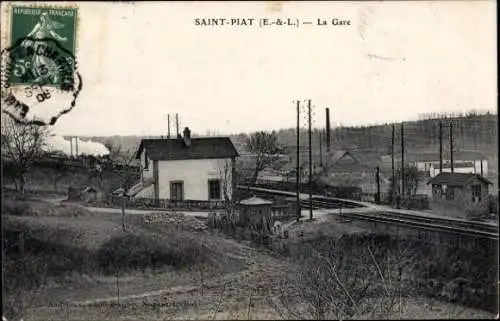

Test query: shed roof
[325,150,390,174]
[238,196,274,206]
[427,172,492,186]
[135,137,239,161]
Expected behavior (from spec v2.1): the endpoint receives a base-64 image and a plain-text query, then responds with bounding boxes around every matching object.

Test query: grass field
[2,195,497,320]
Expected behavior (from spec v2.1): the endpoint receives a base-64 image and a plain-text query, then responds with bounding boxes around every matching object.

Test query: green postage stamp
[9,5,77,86]
[1,4,82,125]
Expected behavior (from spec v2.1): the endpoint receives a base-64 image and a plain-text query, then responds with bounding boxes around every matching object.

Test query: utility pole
[167,114,171,139]
[401,123,405,197]
[375,166,381,204]
[70,137,73,157]
[319,131,323,167]
[176,113,180,138]
[439,120,443,173]
[296,100,301,222]
[75,137,79,157]
[391,124,395,205]
[326,108,331,153]
[308,99,313,221]
[450,122,454,173]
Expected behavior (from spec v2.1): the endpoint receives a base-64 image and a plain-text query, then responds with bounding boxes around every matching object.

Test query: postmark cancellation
[1,3,82,126]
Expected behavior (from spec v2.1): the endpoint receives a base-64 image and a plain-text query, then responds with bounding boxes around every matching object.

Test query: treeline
[83,112,497,161]
[273,113,498,158]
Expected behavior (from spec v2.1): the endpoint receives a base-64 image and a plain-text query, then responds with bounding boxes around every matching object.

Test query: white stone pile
[143,211,207,231]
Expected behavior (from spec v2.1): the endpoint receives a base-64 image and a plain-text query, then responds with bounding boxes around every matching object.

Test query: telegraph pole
[167,114,171,139]
[296,100,301,222]
[401,123,405,197]
[326,108,331,153]
[375,166,381,204]
[70,137,73,157]
[176,113,180,138]
[391,124,395,205]
[439,120,443,173]
[319,131,323,167]
[308,99,313,220]
[450,122,454,173]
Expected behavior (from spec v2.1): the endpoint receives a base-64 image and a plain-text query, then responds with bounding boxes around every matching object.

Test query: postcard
[1,1,497,320]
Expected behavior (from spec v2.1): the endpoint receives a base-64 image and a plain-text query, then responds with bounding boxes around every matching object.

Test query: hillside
[276,113,498,158]
[78,113,497,174]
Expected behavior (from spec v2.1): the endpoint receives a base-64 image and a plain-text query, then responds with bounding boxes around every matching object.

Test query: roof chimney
[183,127,191,147]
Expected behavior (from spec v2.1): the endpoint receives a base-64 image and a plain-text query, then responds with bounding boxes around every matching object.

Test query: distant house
[427,172,491,202]
[322,150,390,193]
[134,127,239,201]
[427,172,492,218]
[394,150,487,178]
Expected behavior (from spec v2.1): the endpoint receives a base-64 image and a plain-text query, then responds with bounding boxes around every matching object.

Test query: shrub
[2,199,91,218]
[277,232,498,314]
[3,200,31,216]
[97,232,199,274]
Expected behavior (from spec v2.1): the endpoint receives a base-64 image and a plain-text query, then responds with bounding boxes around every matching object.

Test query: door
[170,181,184,201]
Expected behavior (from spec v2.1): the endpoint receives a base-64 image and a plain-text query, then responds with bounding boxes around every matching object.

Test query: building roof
[396,150,486,162]
[238,196,274,206]
[135,137,239,161]
[427,172,492,186]
[325,150,389,173]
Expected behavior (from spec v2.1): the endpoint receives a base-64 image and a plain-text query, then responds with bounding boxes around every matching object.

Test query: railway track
[239,185,499,240]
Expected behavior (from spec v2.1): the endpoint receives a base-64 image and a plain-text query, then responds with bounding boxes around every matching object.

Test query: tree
[269,234,416,320]
[387,165,421,204]
[217,159,238,229]
[245,131,284,184]
[1,116,49,194]
[50,161,70,193]
[116,148,139,231]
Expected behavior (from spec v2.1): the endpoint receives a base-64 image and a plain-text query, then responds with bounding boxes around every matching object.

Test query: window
[170,181,184,201]
[208,179,221,200]
[471,185,482,202]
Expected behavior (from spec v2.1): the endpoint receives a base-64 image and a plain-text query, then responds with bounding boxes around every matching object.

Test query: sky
[2,1,497,137]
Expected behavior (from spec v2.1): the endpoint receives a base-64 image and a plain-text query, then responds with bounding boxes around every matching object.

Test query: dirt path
[22,232,290,320]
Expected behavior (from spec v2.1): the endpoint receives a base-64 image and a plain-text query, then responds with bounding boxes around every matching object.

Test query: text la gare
[317,18,351,26]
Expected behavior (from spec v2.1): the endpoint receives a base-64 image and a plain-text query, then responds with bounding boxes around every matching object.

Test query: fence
[105,195,226,211]
[245,179,363,200]
[30,155,141,172]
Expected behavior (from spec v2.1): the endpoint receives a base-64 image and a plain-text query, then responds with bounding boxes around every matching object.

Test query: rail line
[238,185,499,240]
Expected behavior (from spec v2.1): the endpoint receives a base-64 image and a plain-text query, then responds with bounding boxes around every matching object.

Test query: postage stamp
[1,4,82,126]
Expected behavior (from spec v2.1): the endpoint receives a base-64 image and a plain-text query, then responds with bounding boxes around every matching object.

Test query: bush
[97,232,199,274]
[2,199,91,218]
[279,232,498,313]
[399,194,429,210]
[2,200,31,216]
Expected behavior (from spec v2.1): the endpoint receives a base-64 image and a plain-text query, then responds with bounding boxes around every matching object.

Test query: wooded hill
[81,112,498,173]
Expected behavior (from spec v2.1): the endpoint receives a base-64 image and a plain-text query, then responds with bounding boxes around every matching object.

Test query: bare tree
[269,235,416,320]
[245,131,284,184]
[1,115,49,194]
[50,161,70,193]
[117,149,139,231]
[388,165,421,203]
[217,159,238,230]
